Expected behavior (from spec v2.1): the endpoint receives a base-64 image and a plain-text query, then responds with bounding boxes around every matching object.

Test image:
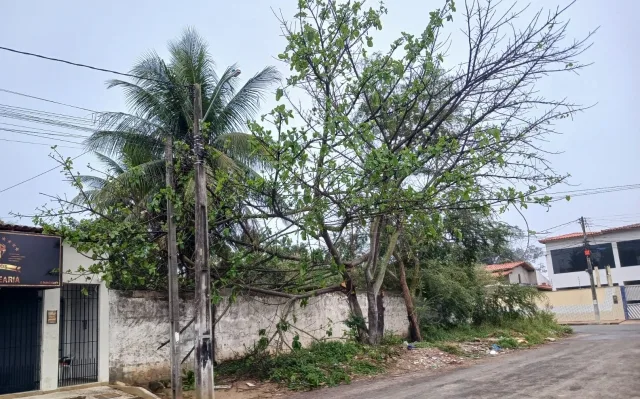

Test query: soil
[156,381,288,399]
[155,339,520,399]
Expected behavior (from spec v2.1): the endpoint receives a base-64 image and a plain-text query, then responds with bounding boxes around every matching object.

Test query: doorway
[0,288,42,394]
[58,284,99,387]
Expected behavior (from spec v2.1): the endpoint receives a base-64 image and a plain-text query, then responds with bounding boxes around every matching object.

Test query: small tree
[245,0,592,344]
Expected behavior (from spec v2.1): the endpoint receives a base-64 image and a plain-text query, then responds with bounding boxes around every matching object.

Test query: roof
[539,223,640,244]
[485,261,535,273]
[536,283,553,291]
[0,223,44,234]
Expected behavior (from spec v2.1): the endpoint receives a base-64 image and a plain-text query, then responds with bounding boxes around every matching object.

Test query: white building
[540,223,640,290]
[0,224,108,395]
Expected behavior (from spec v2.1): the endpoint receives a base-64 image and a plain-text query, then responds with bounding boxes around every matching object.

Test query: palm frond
[93,152,125,175]
[84,129,163,158]
[215,66,281,132]
[75,175,108,189]
[169,28,216,88]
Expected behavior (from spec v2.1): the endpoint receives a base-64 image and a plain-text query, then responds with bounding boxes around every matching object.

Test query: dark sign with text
[0,231,61,287]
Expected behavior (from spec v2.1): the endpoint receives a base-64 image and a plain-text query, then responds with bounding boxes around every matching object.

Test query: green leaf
[276,88,284,101]
[565,195,571,201]
[366,37,373,47]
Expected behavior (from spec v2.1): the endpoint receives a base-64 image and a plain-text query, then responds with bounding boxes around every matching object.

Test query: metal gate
[622,285,640,320]
[58,284,99,387]
[0,288,42,394]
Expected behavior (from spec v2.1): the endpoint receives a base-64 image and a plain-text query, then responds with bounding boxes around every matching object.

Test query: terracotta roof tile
[0,223,43,233]
[485,261,534,272]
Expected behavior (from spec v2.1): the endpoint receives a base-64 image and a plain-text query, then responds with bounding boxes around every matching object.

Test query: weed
[436,343,464,356]
[497,337,519,349]
[421,312,572,346]
[215,340,394,391]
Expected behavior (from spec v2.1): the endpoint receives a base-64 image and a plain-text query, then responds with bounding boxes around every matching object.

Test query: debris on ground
[156,381,285,399]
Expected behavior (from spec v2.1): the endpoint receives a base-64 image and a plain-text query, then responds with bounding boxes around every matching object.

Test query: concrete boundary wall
[538,286,625,323]
[108,291,408,384]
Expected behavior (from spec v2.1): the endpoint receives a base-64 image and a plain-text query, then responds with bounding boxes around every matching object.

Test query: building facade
[540,223,640,290]
[0,224,108,395]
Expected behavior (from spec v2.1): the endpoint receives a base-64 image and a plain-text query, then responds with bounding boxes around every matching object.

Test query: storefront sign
[0,231,61,287]
[47,310,58,324]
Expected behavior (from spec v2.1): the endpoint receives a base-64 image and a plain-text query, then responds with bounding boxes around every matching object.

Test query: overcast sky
[1,0,639,243]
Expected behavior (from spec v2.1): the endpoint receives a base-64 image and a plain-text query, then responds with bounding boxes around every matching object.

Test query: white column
[98,282,110,382]
[611,242,622,285]
[40,288,60,391]
[546,249,557,291]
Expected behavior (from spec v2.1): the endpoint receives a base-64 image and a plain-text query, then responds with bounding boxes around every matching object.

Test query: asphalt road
[290,324,640,399]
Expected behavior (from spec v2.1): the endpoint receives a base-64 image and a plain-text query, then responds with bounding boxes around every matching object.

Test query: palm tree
[72,149,161,216]
[81,28,279,210]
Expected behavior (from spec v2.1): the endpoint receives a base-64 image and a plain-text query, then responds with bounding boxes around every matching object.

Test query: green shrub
[215,340,393,391]
[436,343,464,356]
[497,337,518,349]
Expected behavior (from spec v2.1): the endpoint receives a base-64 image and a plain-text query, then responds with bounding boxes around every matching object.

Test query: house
[0,223,109,394]
[539,223,640,291]
[485,261,539,285]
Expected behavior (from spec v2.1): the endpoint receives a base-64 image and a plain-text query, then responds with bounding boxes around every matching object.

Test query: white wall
[507,266,536,285]
[39,243,108,392]
[544,229,640,290]
[108,290,409,384]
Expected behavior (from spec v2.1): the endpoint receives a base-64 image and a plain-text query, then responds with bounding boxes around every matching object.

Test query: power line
[0,138,83,149]
[0,122,90,138]
[0,88,96,113]
[0,129,85,145]
[534,218,579,235]
[0,45,172,85]
[0,151,90,195]
[545,183,640,197]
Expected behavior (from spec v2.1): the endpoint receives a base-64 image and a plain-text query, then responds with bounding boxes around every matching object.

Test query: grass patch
[215,341,397,391]
[421,312,572,347]
[497,337,519,349]
[435,342,464,356]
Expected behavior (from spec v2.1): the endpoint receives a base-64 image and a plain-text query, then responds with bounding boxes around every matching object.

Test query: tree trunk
[397,254,422,342]
[365,289,385,345]
[344,274,369,342]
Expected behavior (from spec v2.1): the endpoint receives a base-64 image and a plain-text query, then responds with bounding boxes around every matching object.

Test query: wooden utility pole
[580,216,600,323]
[192,83,215,399]
[165,136,183,399]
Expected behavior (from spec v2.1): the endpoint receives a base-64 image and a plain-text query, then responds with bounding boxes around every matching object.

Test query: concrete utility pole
[165,135,183,399]
[192,83,215,399]
[580,216,601,323]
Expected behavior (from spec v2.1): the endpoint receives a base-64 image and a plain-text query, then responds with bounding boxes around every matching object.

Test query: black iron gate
[0,288,42,394]
[58,284,99,387]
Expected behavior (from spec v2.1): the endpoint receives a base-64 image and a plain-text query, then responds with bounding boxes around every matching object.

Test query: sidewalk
[3,385,154,399]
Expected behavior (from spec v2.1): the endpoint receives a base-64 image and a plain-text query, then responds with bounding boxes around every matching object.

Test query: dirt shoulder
[155,336,558,399]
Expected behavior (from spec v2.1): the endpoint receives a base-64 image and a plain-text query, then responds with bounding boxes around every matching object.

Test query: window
[518,274,522,284]
[617,239,640,267]
[551,243,615,274]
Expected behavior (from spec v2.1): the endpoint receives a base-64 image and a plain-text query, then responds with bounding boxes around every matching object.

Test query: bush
[215,341,397,391]
[497,337,519,349]
[420,312,572,346]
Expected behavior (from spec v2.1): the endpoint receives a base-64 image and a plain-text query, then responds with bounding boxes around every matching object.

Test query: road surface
[290,324,640,399]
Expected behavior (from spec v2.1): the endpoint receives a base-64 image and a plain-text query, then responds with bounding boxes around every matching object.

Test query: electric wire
[0,151,90,194]
[0,45,173,85]
[0,88,96,113]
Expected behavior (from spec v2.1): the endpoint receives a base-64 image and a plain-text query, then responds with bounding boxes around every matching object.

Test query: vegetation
[34,0,591,359]
[421,312,572,347]
[213,341,397,390]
